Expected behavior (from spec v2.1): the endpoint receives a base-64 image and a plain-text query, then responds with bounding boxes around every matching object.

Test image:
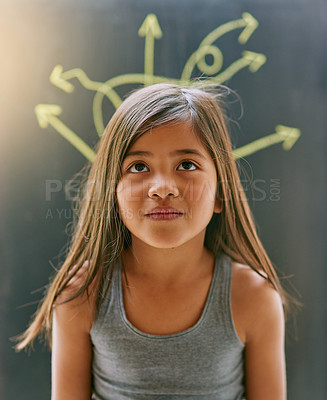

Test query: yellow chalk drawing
[181,12,259,82]
[233,126,301,160]
[138,14,163,86]
[36,12,301,161]
[35,104,96,162]
[211,51,267,84]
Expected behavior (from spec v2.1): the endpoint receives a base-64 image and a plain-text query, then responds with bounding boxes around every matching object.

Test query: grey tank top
[90,252,245,400]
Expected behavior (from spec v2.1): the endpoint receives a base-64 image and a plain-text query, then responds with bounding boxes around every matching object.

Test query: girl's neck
[121,232,214,287]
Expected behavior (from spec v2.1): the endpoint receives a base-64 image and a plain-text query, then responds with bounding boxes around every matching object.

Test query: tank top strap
[215,252,233,302]
[209,252,243,345]
[93,260,118,323]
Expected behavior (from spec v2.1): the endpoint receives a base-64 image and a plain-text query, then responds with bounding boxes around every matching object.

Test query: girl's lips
[146,212,183,221]
[145,207,184,220]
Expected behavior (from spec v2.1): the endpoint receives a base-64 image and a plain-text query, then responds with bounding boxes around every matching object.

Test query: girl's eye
[129,163,149,173]
[177,161,197,171]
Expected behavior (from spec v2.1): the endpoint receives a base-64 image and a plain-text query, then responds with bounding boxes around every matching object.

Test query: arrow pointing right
[233,126,301,160]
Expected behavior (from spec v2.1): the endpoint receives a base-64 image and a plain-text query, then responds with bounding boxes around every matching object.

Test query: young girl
[17,83,287,399]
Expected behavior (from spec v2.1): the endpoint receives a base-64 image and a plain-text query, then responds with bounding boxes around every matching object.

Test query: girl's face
[116,121,222,249]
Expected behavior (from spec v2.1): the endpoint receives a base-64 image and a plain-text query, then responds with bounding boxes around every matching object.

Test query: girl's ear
[214,198,223,214]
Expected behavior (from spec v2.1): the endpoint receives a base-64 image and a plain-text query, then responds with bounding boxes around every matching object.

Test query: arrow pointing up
[138,14,163,38]
[138,14,163,86]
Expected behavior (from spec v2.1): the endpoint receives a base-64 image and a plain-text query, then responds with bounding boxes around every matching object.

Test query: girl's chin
[131,233,191,250]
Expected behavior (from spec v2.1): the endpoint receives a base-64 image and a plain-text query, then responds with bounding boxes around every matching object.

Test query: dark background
[1,0,326,399]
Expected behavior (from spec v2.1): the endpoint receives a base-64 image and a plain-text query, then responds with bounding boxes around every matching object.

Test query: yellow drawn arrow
[50,64,123,109]
[35,104,96,162]
[181,12,258,81]
[200,12,258,47]
[138,14,163,86]
[51,56,264,136]
[238,12,259,44]
[209,51,267,84]
[233,125,301,160]
[35,105,301,162]
[181,45,224,83]
[50,65,74,93]
[92,73,181,136]
[49,12,263,137]
[49,64,180,136]
[50,64,107,92]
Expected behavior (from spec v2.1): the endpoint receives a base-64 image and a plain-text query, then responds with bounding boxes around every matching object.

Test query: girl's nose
[147,176,179,199]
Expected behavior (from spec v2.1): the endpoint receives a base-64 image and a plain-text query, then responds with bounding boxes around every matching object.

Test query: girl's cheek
[116,178,144,202]
[191,179,217,203]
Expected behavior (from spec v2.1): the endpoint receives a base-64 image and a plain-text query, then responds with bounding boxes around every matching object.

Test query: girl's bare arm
[51,265,96,400]
[232,264,286,400]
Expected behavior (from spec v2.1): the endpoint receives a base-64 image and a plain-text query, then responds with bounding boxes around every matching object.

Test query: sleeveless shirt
[90,252,245,400]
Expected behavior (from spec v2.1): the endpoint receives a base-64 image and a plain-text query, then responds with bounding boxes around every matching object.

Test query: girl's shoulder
[54,261,99,333]
[230,261,284,344]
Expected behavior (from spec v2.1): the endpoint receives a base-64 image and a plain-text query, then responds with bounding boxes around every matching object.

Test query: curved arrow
[92,73,181,135]
[49,64,181,136]
[201,12,258,47]
[138,14,163,86]
[181,45,224,83]
[208,51,267,84]
[50,64,123,109]
[35,104,96,162]
[49,12,264,137]
[233,125,301,160]
[181,12,258,81]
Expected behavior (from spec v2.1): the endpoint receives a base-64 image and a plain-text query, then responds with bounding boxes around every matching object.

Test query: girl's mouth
[145,207,184,221]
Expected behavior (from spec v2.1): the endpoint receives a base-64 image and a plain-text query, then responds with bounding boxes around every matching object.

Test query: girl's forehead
[128,122,208,153]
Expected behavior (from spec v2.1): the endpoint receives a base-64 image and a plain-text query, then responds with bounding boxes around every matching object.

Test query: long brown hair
[15,82,292,350]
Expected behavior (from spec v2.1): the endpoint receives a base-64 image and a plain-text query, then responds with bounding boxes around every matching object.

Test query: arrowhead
[35,104,62,128]
[276,125,301,150]
[138,14,163,39]
[242,51,267,72]
[239,12,259,44]
[50,65,74,93]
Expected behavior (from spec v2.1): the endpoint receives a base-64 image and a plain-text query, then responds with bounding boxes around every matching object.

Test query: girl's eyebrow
[124,149,207,160]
